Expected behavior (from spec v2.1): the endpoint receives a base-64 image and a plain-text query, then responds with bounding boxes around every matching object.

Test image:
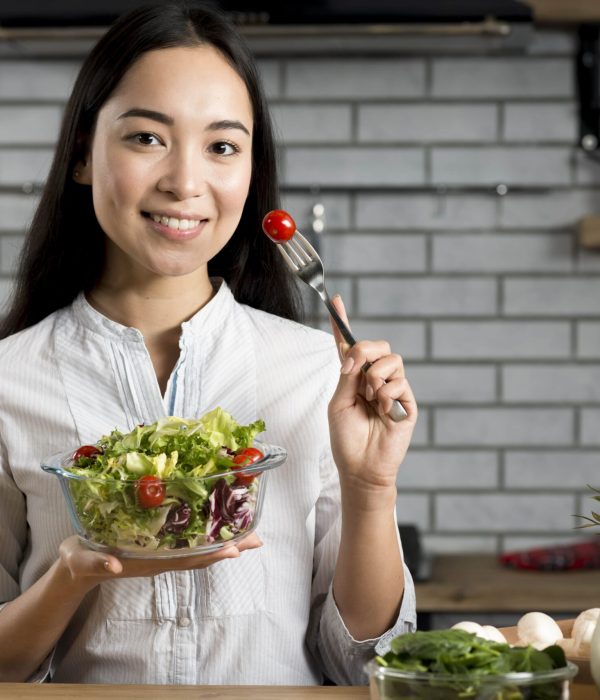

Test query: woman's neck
[88,267,214,328]
[86,275,215,396]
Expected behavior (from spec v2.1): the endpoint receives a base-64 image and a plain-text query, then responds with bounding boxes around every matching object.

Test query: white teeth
[150,213,200,230]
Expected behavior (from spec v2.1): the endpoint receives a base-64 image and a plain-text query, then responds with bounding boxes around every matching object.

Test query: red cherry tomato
[136,475,166,509]
[232,447,264,486]
[262,210,296,243]
[72,445,102,462]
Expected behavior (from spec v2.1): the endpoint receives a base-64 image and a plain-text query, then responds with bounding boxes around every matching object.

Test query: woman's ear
[73,133,92,185]
[73,157,92,185]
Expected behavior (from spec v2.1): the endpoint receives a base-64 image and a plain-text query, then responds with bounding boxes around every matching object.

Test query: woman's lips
[142,211,207,241]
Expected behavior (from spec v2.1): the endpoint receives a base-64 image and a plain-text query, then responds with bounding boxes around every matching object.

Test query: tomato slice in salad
[232,447,264,486]
[136,475,166,508]
[72,445,102,461]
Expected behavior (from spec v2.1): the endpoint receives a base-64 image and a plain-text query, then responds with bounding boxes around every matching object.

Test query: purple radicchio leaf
[161,500,192,535]
[205,478,256,543]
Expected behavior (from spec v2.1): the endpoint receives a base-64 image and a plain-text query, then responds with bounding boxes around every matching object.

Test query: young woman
[0,1,417,686]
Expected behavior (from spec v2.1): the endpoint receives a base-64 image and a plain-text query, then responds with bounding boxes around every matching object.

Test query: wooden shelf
[526,0,600,24]
[579,215,600,249]
[415,554,600,613]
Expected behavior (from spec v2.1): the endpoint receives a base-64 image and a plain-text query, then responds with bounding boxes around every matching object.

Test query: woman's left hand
[328,295,417,500]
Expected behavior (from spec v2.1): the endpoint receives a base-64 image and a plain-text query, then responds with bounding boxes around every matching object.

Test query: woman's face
[79,45,254,285]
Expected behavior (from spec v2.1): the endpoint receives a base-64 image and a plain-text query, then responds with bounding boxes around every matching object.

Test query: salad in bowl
[41,408,286,558]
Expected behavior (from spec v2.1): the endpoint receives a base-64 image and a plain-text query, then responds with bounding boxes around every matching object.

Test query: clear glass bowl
[364,659,579,700]
[41,440,286,558]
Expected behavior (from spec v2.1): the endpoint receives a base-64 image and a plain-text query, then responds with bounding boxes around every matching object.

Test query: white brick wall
[2,29,599,555]
[0,149,53,185]
[432,320,572,359]
[0,194,39,231]
[431,58,574,98]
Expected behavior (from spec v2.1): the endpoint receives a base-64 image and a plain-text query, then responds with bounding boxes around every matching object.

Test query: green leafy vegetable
[373,629,569,700]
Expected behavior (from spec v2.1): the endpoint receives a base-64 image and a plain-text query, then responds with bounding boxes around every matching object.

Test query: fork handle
[324,295,357,346]
[323,296,408,422]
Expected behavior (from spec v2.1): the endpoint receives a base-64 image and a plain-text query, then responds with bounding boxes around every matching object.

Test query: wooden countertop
[0,686,366,699]
[0,685,595,700]
[415,554,600,613]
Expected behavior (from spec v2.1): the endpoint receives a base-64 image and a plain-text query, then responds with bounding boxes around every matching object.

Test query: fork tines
[278,232,317,271]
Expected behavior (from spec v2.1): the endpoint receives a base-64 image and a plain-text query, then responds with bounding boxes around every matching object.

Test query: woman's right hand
[58,533,262,592]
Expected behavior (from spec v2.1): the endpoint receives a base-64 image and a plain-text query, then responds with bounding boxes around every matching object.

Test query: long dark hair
[0,1,302,338]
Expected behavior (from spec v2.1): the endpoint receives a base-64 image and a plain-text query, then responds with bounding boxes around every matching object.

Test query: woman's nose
[157,150,206,200]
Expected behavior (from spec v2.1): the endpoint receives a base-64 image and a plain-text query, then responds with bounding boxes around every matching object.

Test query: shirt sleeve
[0,434,27,606]
[306,447,417,686]
[0,436,55,683]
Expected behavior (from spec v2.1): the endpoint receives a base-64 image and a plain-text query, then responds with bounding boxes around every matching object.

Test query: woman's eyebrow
[117,110,250,136]
[207,119,251,136]
[118,108,174,125]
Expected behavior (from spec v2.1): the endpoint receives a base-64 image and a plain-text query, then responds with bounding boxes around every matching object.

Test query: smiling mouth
[142,211,205,231]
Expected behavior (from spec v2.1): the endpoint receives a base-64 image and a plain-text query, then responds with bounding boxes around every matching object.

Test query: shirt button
[178,617,191,627]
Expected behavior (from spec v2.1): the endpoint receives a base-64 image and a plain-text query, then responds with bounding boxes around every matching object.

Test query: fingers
[331,336,418,422]
[60,532,264,582]
[235,532,263,551]
[102,555,123,575]
[341,342,397,376]
[163,534,262,570]
[59,536,122,582]
[372,376,417,421]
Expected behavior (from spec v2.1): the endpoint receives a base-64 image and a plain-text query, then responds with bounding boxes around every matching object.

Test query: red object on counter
[500,540,600,571]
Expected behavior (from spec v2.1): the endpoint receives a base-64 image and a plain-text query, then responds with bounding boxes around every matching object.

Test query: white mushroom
[571,608,600,655]
[479,625,508,644]
[451,621,483,634]
[450,622,507,643]
[517,612,563,650]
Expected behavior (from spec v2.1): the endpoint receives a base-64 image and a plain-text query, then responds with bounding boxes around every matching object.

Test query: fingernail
[365,385,374,401]
[340,356,354,374]
[338,342,350,359]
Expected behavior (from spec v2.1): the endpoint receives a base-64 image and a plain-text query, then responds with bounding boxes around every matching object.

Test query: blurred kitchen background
[0,1,599,623]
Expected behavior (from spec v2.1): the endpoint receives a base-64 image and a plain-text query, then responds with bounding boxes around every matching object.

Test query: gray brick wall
[1,28,599,556]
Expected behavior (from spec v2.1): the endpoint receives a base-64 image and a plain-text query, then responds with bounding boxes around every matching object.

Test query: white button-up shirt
[0,280,415,685]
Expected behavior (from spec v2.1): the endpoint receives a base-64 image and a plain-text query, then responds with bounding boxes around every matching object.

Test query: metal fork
[278,231,408,422]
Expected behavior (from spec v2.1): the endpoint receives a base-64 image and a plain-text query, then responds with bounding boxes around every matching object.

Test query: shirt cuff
[26,650,55,683]
[317,563,417,685]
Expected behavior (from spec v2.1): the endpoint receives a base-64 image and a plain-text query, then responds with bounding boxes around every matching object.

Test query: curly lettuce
[67,408,266,552]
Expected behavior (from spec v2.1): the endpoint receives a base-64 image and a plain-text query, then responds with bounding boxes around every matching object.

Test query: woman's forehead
[102,45,253,128]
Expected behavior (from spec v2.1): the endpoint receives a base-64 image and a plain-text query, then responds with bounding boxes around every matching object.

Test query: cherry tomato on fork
[136,475,166,509]
[232,447,264,486]
[262,210,296,243]
[72,445,102,461]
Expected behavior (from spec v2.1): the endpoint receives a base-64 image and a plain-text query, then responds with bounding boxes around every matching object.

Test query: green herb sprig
[574,485,600,530]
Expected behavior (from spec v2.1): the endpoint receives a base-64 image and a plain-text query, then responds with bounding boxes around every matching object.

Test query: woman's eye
[210,141,239,156]
[131,132,161,146]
